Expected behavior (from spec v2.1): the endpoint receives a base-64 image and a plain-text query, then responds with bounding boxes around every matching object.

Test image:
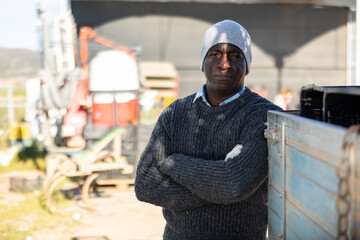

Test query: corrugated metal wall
[71,2,349,103]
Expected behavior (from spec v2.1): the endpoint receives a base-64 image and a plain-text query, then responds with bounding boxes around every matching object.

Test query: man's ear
[201,56,207,72]
[201,61,204,72]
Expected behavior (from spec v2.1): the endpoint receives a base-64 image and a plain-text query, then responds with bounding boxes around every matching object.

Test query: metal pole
[7,86,15,124]
[60,0,69,16]
[280,122,287,240]
[356,0,360,85]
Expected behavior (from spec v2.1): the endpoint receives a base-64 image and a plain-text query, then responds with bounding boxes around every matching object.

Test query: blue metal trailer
[266,110,360,239]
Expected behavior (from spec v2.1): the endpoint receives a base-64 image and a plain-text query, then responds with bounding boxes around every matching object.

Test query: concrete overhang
[71,0,356,9]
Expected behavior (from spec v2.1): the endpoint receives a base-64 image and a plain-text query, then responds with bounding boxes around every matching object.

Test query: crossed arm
[134,111,209,211]
[135,109,269,210]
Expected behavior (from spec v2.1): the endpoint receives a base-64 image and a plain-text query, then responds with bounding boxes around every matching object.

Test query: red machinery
[35,5,178,209]
[60,26,140,149]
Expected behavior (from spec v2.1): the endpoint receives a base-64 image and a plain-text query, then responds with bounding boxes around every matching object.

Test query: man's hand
[224,144,243,162]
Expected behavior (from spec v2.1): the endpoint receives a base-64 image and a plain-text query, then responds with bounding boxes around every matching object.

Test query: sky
[0,0,61,51]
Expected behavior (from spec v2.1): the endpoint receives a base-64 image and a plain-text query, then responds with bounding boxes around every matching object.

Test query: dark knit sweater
[135,87,281,240]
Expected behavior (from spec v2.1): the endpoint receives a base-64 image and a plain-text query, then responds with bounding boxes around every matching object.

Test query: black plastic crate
[10,176,43,192]
[300,84,360,127]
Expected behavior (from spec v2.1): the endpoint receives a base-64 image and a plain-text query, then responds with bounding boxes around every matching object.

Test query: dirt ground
[0,171,166,240]
[45,188,166,240]
[50,189,166,240]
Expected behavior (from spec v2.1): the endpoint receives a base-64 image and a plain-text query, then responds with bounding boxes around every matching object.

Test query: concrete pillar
[346,10,356,85]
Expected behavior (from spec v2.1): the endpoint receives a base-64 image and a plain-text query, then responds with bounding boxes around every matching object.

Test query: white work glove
[224,144,243,162]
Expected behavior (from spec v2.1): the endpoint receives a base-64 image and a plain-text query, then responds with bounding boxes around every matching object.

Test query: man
[135,19,281,240]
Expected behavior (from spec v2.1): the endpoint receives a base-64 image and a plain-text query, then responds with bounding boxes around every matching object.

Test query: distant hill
[0,48,39,78]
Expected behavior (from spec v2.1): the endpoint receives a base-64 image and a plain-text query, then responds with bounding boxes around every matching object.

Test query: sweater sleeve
[134,106,208,211]
[159,109,269,205]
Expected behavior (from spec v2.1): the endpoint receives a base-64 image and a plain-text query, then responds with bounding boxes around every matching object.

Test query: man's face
[203,43,247,98]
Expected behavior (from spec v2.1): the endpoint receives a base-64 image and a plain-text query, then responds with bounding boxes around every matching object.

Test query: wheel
[43,173,67,214]
[81,173,99,201]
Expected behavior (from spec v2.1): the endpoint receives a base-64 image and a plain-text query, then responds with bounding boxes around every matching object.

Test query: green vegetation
[0,144,81,239]
[15,143,47,171]
[0,155,46,174]
[0,85,83,239]
[0,88,26,97]
[0,190,78,240]
[0,142,47,174]
[0,86,26,132]
[0,83,82,239]
[0,132,8,150]
[0,107,26,134]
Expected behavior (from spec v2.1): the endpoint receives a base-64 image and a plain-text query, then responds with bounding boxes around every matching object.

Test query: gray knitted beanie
[200,20,252,74]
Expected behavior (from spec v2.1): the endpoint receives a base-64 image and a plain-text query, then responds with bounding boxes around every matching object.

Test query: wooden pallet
[95,178,135,191]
